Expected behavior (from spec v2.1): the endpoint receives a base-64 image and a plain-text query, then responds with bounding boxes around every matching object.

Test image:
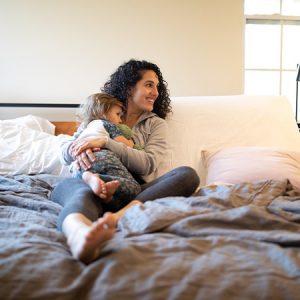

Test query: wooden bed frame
[52,121,78,136]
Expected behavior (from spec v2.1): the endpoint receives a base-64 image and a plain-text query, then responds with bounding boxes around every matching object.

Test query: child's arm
[79,120,108,140]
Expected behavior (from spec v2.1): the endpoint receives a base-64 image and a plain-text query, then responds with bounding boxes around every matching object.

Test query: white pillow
[0,115,55,135]
[0,122,70,176]
[202,147,300,190]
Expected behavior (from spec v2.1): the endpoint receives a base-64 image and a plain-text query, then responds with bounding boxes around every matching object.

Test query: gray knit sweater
[60,112,169,181]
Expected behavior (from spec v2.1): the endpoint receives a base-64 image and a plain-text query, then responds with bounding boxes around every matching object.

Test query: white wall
[0,0,244,104]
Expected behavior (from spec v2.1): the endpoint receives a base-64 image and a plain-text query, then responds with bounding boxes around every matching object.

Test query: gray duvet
[1,175,300,300]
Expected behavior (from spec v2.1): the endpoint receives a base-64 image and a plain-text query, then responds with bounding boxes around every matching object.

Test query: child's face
[106,105,123,125]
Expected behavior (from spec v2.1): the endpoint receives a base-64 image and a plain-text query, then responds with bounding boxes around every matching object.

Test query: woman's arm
[61,121,131,170]
[105,118,168,176]
[60,124,102,170]
[60,134,79,166]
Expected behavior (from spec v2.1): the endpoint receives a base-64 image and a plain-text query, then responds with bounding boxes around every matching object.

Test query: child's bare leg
[113,200,143,222]
[62,212,117,264]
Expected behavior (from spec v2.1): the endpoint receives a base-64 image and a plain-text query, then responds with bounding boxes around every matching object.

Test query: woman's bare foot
[65,212,117,264]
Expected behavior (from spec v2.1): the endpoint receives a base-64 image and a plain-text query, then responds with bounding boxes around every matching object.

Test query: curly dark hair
[102,59,171,119]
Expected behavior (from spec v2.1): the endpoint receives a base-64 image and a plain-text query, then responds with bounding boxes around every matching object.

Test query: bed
[2,95,300,299]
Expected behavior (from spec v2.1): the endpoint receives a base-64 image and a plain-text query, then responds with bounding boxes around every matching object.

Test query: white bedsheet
[0,116,70,176]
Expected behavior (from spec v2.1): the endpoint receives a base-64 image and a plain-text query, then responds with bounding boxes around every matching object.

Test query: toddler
[69,93,141,210]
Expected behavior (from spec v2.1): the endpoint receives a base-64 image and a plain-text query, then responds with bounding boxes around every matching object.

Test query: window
[244,0,300,119]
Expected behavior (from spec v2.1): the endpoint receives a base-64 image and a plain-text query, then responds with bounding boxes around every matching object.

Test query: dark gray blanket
[1,175,300,300]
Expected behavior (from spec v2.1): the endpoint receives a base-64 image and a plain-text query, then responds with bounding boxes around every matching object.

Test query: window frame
[244,2,300,95]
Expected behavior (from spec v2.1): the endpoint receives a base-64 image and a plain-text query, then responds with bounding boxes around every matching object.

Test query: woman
[51,59,200,263]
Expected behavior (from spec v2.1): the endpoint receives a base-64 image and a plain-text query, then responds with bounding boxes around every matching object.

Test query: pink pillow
[202,147,300,190]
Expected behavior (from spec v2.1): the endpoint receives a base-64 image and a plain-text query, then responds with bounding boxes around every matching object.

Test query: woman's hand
[70,137,107,170]
[73,149,97,170]
[71,137,107,157]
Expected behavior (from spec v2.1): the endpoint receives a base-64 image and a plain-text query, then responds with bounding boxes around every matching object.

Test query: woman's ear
[127,86,135,99]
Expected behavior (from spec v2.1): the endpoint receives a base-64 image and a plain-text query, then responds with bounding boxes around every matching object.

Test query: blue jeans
[51,166,200,231]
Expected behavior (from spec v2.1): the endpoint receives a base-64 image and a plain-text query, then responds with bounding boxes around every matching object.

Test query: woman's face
[128,70,159,113]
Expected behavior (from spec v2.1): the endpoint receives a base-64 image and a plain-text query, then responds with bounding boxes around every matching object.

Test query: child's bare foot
[104,180,120,203]
[67,213,117,264]
[82,171,107,199]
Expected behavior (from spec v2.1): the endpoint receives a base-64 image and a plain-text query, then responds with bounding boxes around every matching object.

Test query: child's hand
[114,136,134,148]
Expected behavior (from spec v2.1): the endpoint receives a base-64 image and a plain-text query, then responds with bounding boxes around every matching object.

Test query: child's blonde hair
[77,93,123,127]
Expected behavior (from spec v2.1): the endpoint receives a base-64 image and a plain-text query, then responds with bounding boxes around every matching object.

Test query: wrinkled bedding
[1,175,300,299]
